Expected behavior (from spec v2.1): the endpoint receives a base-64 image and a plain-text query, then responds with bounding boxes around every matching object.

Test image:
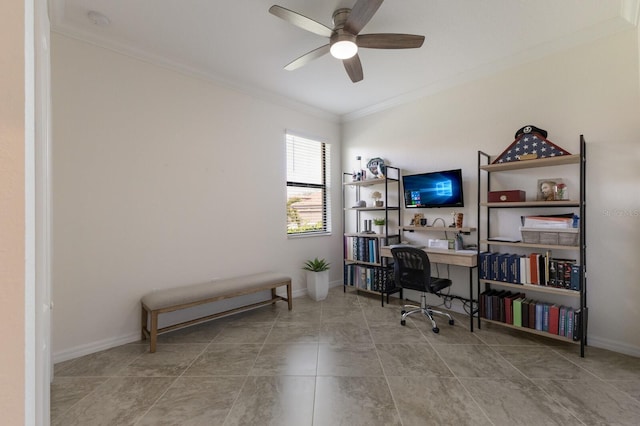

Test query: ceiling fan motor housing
[332,8,351,29]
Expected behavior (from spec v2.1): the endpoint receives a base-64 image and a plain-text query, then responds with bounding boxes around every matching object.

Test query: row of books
[344,264,393,293]
[344,236,388,264]
[479,251,581,290]
[480,289,583,340]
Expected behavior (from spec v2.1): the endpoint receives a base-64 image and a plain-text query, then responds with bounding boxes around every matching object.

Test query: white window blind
[286,132,331,235]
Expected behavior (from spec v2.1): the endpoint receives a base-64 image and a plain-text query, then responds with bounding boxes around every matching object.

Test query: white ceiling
[51,0,638,120]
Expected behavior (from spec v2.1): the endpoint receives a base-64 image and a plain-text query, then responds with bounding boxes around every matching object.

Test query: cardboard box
[488,190,526,202]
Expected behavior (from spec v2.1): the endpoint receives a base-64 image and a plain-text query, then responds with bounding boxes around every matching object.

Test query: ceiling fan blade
[344,0,383,35]
[357,33,425,49]
[343,54,364,83]
[284,44,331,71]
[269,5,333,38]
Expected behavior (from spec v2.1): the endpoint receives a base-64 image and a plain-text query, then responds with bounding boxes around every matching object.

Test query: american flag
[493,133,571,164]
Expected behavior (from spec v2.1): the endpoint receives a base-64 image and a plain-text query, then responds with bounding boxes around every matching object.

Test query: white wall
[343,29,640,356]
[51,34,343,360]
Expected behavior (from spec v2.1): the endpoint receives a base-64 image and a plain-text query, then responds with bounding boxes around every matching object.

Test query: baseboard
[585,335,640,357]
[53,332,141,364]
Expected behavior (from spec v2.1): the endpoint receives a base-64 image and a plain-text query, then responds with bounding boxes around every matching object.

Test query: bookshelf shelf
[344,232,391,239]
[344,207,401,211]
[403,226,477,233]
[477,136,587,356]
[479,240,578,250]
[481,201,580,208]
[480,154,580,172]
[342,166,402,306]
[344,259,382,267]
[342,177,394,187]
[479,279,580,297]
[480,318,579,344]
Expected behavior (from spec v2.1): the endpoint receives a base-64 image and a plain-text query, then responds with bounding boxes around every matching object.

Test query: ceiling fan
[269,0,425,83]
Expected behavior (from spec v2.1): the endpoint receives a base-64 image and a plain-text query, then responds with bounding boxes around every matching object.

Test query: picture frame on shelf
[410,213,424,226]
[537,178,567,201]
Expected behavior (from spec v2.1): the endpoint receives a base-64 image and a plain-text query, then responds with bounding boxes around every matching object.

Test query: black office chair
[391,246,454,333]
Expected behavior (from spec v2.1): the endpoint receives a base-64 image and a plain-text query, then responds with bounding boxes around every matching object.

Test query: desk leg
[477,276,482,330]
[469,268,474,332]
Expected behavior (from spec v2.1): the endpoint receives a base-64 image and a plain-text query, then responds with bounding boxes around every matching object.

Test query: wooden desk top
[380,246,478,268]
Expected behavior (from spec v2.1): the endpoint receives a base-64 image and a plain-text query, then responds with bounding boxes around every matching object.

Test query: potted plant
[371,191,383,207]
[303,257,330,301]
[373,217,386,234]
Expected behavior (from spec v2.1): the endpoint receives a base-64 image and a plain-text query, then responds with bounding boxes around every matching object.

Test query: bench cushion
[141,272,291,311]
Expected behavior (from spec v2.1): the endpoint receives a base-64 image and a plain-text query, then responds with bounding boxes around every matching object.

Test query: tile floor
[52,286,640,425]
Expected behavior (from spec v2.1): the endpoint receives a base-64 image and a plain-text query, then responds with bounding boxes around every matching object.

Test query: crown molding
[342,13,638,122]
[50,24,341,124]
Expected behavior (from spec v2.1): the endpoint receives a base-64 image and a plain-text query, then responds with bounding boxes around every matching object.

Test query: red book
[530,253,540,284]
[549,304,560,335]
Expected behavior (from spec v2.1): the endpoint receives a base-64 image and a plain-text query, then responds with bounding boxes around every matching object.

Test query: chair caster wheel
[401,320,406,326]
[432,327,439,334]
[449,319,455,326]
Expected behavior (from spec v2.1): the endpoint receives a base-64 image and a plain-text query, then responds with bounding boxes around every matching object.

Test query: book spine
[549,304,559,335]
[535,303,543,331]
[570,265,581,291]
[566,308,574,339]
[573,309,582,341]
[543,304,550,332]
[513,298,523,327]
[530,254,539,284]
[491,253,500,281]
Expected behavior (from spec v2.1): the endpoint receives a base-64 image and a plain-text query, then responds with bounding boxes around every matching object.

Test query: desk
[380,246,477,330]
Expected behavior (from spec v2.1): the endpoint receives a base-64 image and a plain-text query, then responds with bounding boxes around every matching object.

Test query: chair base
[400,293,454,333]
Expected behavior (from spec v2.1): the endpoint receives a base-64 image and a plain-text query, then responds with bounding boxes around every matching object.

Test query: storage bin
[520,227,579,246]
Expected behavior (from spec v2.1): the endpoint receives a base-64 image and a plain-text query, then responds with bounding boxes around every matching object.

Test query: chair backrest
[391,247,432,291]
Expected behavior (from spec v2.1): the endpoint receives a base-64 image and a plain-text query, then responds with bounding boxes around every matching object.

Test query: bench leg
[150,311,158,353]
[141,303,148,341]
[287,281,292,310]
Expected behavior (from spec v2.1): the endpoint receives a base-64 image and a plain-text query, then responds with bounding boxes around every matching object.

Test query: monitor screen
[402,169,464,208]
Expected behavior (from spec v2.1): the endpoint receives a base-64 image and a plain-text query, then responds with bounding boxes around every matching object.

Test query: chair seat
[429,277,452,293]
[400,276,451,293]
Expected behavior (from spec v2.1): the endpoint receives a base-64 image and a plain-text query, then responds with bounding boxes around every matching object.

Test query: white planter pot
[306,270,329,301]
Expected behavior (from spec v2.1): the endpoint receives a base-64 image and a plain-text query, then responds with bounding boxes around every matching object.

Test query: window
[286,132,331,235]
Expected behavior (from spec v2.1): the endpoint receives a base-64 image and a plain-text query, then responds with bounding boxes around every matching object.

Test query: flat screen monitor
[402,169,464,208]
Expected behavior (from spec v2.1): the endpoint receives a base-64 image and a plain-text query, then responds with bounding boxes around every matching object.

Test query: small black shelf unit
[342,166,402,306]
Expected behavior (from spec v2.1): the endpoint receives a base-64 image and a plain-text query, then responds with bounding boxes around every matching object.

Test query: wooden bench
[141,272,292,352]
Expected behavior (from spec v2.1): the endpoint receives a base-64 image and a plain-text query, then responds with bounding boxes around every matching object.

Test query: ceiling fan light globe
[330,40,358,59]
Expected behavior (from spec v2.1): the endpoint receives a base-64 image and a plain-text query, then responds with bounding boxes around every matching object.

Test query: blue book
[509,254,521,283]
[479,252,493,279]
[491,253,500,281]
[498,253,511,282]
[535,303,544,330]
[570,265,581,291]
[543,304,550,332]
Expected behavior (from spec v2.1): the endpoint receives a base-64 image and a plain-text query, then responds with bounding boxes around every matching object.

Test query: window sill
[287,232,332,239]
